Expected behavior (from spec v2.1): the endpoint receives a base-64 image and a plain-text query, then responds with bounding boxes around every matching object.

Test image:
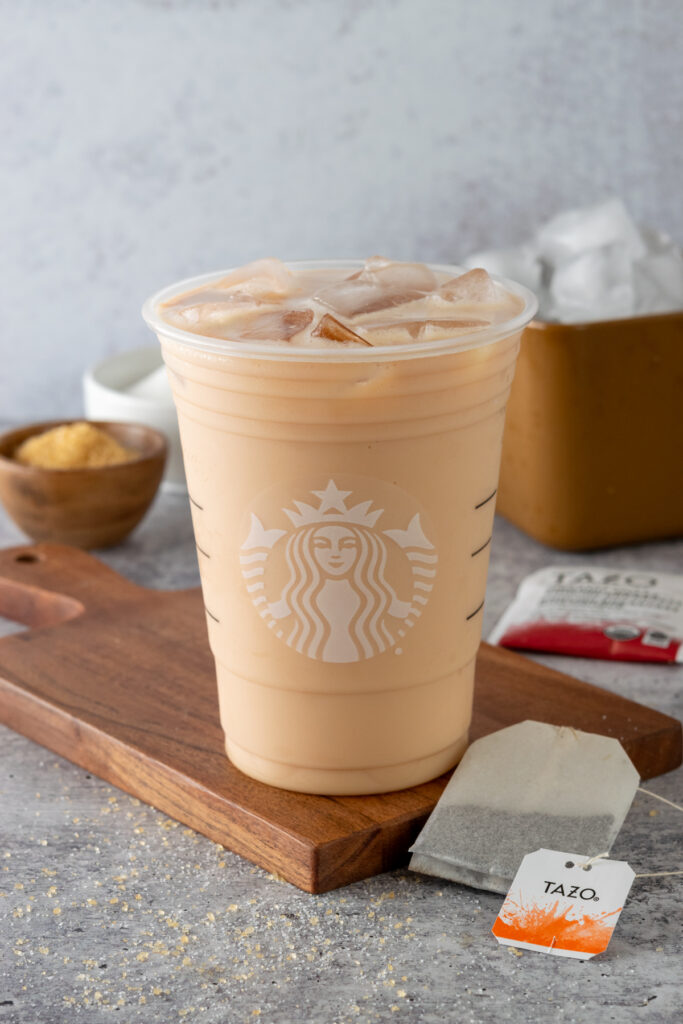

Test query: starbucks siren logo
[239,480,437,663]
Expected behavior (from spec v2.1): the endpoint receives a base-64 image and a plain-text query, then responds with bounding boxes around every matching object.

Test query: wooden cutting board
[0,543,680,893]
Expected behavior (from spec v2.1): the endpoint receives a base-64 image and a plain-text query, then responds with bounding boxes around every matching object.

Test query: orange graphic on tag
[493,897,622,954]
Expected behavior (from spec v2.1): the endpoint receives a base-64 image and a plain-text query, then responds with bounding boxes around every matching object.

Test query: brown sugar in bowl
[0,420,167,549]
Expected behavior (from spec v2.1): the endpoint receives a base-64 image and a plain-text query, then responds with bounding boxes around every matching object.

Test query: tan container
[498,312,683,551]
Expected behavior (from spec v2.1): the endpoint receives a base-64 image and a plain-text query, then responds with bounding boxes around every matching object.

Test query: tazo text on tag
[492,849,635,959]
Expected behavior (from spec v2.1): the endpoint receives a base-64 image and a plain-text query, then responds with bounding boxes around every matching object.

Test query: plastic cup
[143,262,537,795]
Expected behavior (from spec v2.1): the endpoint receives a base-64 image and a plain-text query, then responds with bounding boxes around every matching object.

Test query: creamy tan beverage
[143,258,536,794]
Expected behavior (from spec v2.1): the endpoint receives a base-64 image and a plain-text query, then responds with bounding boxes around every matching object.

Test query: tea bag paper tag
[492,849,635,959]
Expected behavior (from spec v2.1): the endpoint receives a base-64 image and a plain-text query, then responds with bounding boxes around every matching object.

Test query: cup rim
[142,259,538,363]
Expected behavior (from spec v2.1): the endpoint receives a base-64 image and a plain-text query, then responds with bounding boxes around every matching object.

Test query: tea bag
[409,721,639,895]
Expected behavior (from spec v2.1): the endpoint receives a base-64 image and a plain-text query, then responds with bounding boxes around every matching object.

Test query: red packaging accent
[489,568,683,664]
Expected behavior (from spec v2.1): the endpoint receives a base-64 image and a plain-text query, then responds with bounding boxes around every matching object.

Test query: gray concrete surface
[1,498,681,1024]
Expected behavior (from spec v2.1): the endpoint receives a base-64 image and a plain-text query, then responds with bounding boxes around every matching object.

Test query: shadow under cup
[143,262,537,795]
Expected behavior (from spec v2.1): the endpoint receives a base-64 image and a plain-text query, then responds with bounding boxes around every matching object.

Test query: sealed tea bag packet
[489,567,683,663]
[409,721,639,894]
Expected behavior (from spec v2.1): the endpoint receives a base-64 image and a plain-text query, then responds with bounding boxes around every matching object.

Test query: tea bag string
[634,786,683,876]
[577,788,683,879]
[638,786,683,814]
[579,851,609,870]
[635,787,682,879]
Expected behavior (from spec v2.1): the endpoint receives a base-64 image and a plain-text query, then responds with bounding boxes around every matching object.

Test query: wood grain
[0,543,680,893]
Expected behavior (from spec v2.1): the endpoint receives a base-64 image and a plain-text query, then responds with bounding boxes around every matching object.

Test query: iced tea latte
[143,258,536,794]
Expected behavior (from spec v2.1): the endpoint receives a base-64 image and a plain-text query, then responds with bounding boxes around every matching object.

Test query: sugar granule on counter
[15,422,136,469]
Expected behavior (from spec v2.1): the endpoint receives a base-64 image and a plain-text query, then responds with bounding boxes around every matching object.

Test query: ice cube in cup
[165,295,270,330]
[237,309,314,341]
[311,314,372,345]
[365,317,490,345]
[214,258,295,299]
[315,257,437,317]
[438,268,500,304]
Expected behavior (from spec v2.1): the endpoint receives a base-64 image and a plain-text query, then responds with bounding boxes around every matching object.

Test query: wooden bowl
[0,420,167,549]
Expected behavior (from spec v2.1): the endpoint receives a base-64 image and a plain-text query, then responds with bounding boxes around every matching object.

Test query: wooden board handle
[0,543,142,627]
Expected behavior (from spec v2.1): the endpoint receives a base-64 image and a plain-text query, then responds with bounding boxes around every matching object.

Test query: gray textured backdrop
[2,0,682,420]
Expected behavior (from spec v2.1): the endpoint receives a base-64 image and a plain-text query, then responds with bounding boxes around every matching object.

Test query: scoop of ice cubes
[536,198,646,266]
[464,198,683,322]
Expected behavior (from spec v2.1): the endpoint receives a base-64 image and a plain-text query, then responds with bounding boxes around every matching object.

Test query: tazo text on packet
[489,567,683,663]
